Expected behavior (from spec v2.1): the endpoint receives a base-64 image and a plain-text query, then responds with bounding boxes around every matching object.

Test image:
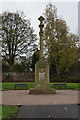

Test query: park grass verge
[50,83,79,90]
[2,82,34,91]
[0,105,20,119]
[0,82,80,91]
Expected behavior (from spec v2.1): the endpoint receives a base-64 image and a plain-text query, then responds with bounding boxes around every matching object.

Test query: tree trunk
[9,64,13,72]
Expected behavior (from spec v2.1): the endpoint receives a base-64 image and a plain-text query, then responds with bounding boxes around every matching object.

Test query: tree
[31,49,39,72]
[2,60,10,72]
[1,11,37,71]
[43,3,78,77]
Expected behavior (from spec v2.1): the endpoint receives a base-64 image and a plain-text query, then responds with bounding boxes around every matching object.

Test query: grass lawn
[0,105,19,119]
[0,82,80,91]
[50,83,79,90]
[2,82,34,91]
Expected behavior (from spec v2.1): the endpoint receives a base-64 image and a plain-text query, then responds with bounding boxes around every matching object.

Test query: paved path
[17,104,79,118]
[1,90,78,105]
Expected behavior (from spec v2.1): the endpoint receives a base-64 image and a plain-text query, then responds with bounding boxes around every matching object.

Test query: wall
[2,72,35,82]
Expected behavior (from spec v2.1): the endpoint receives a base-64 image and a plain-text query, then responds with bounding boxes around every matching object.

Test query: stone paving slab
[1,90,78,105]
[17,104,79,118]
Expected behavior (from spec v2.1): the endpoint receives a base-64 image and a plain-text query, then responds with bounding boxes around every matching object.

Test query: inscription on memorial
[39,68,45,80]
[39,72,45,80]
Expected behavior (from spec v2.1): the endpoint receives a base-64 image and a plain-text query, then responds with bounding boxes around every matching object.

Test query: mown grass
[50,83,79,90]
[0,82,80,91]
[0,105,19,119]
[2,82,34,90]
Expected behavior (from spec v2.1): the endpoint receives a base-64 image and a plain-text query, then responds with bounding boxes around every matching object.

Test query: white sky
[0,0,79,38]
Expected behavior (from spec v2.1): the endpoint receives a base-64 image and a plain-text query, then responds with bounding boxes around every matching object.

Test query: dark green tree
[2,60,10,72]
[31,49,39,72]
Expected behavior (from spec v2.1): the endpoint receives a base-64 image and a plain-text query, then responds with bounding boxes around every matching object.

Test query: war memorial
[29,16,56,94]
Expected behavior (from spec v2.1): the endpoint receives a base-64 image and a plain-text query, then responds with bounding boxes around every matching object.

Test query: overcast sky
[0,0,79,38]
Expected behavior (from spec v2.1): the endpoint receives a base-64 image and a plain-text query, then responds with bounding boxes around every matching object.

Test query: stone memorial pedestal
[29,59,56,94]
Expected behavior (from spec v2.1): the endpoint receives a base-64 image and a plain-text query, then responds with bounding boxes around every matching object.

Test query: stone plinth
[29,59,56,94]
[35,59,49,89]
[29,88,56,94]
